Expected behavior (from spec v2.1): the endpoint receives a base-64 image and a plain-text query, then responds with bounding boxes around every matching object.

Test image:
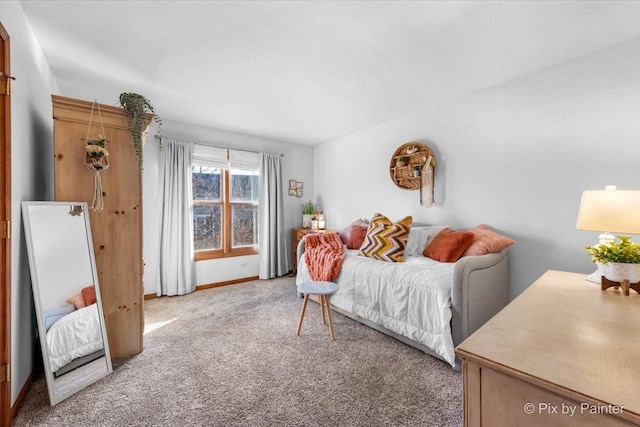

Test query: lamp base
[598,232,615,245]
[585,270,601,284]
[585,260,604,284]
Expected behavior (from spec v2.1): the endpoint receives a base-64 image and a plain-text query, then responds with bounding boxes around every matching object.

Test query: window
[192,147,259,260]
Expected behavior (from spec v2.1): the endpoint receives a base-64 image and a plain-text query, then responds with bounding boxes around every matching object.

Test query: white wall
[142,119,314,295]
[315,38,640,299]
[0,2,60,404]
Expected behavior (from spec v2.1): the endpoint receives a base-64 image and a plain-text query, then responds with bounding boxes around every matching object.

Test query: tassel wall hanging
[420,155,435,207]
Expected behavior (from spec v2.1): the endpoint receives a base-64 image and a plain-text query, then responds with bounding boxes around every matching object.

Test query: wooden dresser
[456,270,640,426]
[291,228,339,275]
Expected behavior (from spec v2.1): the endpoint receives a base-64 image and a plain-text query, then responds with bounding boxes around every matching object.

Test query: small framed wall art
[289,180,304,197]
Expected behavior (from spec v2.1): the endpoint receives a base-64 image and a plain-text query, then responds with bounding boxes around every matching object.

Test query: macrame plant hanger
[84,100,109,211]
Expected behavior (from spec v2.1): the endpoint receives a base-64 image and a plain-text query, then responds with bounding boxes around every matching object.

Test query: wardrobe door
[52,95,148,359]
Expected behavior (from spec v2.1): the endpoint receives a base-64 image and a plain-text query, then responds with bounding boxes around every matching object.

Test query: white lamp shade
[576,190,640,234]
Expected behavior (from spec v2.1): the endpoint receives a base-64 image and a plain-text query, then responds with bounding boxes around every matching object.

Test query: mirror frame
[22,201,112,405]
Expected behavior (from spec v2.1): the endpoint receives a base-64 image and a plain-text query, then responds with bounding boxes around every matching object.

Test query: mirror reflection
[22,201,112,405]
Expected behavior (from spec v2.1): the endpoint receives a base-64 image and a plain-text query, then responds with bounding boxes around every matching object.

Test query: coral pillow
[347,224,368,249]
[65,291,87,310]
[81,285,97,306]
[360,213,412,262]
[423,228,475,262]
[339,218,369,244]
[462,224,514,256]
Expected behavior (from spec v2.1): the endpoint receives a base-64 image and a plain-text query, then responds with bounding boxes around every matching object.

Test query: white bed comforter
[46,303,104,373]
[297,249,456,366]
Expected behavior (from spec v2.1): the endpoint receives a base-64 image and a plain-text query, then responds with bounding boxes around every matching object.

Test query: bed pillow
[81,285,97,306]
[347,224,368,249]
[423,228,475,262]
[462,224,514,256]
[405,225,449,256]
[339,218,369,244]
[359,213,412,262]
[65,291,87,310]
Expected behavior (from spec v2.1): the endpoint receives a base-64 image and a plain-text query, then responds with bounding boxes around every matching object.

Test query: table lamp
[576,185,640,283]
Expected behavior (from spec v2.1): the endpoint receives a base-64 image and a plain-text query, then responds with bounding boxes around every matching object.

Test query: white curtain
[157,139,196,296]
[258,153,288,279]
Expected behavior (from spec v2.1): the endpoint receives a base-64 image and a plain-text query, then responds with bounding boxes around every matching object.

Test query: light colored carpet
[13,276,462,426]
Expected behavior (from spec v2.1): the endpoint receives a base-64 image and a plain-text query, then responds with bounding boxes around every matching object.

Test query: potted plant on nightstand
[302,200,316,229]
[585,235,640,287]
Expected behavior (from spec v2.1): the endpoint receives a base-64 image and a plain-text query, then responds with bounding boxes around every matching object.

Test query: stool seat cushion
[297,281,339,295]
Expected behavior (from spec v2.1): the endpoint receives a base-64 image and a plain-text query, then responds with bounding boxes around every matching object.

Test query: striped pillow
[359,213,413,262]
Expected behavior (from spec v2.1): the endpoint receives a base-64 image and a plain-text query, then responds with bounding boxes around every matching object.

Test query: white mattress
[46,303,104,373]
[297,249,456,366]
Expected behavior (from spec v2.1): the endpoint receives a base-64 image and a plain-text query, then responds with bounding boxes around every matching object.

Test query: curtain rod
[154,134,284,157]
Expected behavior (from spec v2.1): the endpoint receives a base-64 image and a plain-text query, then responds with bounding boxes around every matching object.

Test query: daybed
[296,236,509,371]
[45,303,105,377]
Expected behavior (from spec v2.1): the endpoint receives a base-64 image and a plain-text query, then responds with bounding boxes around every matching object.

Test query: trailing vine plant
[118,92,162,163]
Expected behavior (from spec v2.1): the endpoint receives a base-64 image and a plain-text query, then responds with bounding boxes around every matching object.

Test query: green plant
[301,200,316,215]
[85,134,109,158]
[398,157,409,162]
[119,92,162,163]
[585,236,640,265]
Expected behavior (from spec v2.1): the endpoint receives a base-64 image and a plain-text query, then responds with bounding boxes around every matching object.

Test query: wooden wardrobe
[52,95,149,359]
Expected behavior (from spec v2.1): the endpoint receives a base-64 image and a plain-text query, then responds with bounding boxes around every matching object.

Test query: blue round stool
[296,281,339,341]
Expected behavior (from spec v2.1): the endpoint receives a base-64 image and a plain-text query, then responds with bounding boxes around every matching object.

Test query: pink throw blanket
[304,233,345,282]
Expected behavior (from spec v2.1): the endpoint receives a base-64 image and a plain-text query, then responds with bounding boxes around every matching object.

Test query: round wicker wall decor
[389,142,435,190]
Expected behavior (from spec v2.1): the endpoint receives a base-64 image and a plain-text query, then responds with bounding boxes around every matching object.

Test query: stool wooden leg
[325,295,336,341]
[320,295,326,325]
[296,294,309,336]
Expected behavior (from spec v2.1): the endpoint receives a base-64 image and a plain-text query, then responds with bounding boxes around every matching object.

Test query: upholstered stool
[296,281,339,340]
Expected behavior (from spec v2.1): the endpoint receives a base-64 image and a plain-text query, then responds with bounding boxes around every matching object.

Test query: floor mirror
[22,201,112,405]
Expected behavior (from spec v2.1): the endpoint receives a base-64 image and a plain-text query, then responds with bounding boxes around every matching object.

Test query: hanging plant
[84,100,110,211]
[85,134,110,165]
[118,92,161,163]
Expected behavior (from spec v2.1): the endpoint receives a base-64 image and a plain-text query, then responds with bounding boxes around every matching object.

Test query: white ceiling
[19,1,640,145]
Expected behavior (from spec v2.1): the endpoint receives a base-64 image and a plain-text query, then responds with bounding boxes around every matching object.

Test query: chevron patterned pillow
[359,213,413,262]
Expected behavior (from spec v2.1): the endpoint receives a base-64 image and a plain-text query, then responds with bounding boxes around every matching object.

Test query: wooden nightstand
[456,270,640,426]
[291,228,339,276]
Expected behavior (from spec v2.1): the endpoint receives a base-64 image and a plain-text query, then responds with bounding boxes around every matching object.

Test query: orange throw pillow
[462,224,514,256]
[81,285,97,306]
[423,228,475,262]
[65,291,86,310]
